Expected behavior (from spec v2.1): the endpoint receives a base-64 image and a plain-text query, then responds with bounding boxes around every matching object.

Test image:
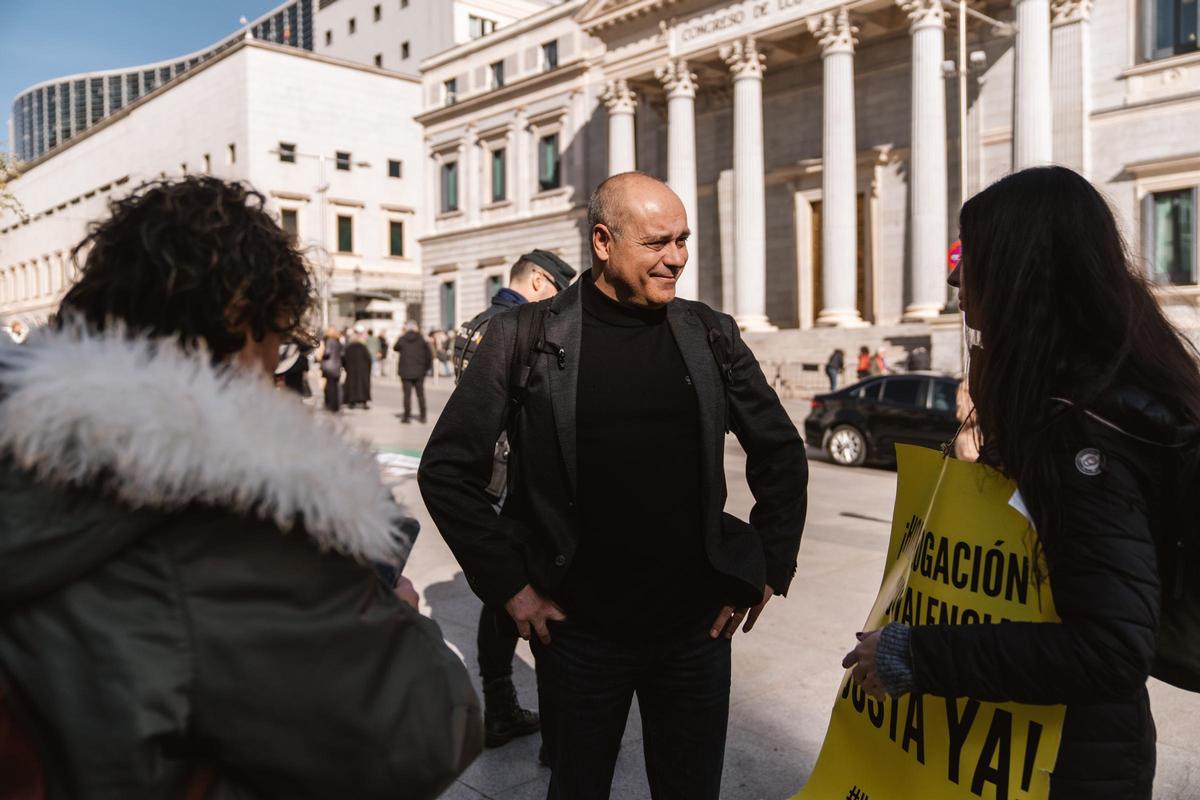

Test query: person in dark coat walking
[0,176,481,798]
[824,348,844,390]
[394,321,434,422]
[343,329,373,409]
[844,167,1200,799]
[420,173,808,800]
[451,249,575,755]
[319,326,343,412]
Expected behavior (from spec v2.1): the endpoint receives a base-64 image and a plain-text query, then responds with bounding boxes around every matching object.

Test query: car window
[853,380,882,400]
[880,377,922,407]
[930,380,957,412]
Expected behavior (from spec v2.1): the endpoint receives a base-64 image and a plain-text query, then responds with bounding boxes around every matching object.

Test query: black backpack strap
[507,302,547,434]
[692,303,735,433]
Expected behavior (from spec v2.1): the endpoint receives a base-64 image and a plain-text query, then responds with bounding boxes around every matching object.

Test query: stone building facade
[419,0,1200,370]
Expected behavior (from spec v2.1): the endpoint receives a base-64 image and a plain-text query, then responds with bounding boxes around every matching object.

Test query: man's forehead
[624,190,687,235]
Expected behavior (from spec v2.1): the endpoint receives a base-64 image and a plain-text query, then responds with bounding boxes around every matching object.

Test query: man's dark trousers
[532,617,730,800]
[477,605,519,682]
[401,378,426,421]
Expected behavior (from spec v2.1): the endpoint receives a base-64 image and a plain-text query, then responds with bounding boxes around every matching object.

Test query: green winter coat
[0,327,482,799]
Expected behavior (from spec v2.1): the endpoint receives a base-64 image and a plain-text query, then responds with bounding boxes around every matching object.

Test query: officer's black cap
[520,249,576,292]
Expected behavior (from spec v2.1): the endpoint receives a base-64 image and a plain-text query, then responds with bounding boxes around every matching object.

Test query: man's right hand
[505,584,566,645]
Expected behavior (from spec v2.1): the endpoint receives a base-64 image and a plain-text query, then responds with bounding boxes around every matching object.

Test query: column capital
[1051,0,1094,25]
[897,0,948,32]
[655,58,698,100]
[807,8,859,56]
[721,36,766,81]
[602,79,637,115]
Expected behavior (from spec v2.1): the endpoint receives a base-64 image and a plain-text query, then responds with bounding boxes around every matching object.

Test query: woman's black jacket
[910,385,1185,799]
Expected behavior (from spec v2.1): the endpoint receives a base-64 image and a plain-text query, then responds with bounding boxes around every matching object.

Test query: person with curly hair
[0,177,481,798]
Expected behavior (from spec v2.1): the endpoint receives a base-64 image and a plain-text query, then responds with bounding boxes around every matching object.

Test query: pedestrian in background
[904,345,931,372]
[0,176,481,798]
[395,320,433,423]
[276,339,312,397]
[343,328,373,410]
[452,248,576,756]
[856,345,871,379]
[366,327,383,378]
[319,326,343,413]
[824,348,844,391]
[421,173,808,800]
[869,347,890,376]
[844,166,1200,800]
[377,330,390,378]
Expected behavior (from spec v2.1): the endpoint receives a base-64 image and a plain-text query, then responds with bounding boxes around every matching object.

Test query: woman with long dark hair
[844,166,1200,798]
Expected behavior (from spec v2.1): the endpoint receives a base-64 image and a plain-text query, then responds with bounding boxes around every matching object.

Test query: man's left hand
[710,584,774,640]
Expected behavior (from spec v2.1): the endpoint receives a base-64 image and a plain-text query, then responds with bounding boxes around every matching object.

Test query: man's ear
[592,224,614,264]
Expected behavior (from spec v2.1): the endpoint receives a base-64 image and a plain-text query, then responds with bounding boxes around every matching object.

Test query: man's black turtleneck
[561,272,718,639]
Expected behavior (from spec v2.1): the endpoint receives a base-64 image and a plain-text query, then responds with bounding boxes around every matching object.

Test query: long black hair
[59,176,313,359]
[959,166,1200,557]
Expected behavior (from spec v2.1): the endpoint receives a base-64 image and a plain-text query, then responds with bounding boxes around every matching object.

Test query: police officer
[453,249,575,753]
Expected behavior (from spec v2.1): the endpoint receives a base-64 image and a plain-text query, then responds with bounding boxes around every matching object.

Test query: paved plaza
[334,372,1200,800]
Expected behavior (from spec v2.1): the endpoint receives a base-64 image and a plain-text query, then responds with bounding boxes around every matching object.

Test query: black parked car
[804,373,961,466]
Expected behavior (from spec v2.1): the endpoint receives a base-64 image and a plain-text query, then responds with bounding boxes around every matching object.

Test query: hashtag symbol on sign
[845,787,867,800]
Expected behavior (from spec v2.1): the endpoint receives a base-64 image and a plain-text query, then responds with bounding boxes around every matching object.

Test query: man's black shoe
[483,677,540,748]
[401,417,411,424]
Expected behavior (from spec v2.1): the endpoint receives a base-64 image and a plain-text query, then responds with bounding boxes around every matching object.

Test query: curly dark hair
[59,176,314,359]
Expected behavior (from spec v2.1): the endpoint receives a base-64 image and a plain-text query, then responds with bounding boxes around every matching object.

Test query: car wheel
[828,425,867,467]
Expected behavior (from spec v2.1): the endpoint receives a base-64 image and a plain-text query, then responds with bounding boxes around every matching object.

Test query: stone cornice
[808,8,859,56]
[577,0,684,33]
[721,36,766,81]
[414,60,588,127]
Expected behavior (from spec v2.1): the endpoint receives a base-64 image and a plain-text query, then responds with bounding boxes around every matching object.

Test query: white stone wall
[0,41,425,329]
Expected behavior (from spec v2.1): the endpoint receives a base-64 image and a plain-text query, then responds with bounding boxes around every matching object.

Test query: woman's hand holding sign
[843,630,886,700]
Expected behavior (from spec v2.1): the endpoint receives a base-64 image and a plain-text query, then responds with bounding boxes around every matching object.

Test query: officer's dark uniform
[451,248,575,753]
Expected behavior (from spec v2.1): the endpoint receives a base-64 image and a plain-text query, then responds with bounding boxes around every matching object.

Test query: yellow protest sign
[794,445,1065,800]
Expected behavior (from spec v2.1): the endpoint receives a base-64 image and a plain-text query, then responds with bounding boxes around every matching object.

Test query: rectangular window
[374,54,383,67]
[486,273,503,300]
[373,4,381,21]
[469,15,497,39]
[401,41,410,59]
[126,73,140,103]
[325,29,332,46]
[491,148,506,202]
[444,78,457,106]
[1150,188,1196,285]
[336,151,351,170]
[388,159,403,178]
[279,142,296,163]
[538,134,561,192]
[401,0,408,7]
[281,208,299,241]
[389,220,405,256]
[1153,0,1199,58]
[348,17,356,34]
[440,281,456,330]
[543,40,558,71]
[491,60,505,89]
[337,215,353,253]
[108,75,124,113]
[204,153,212,173]
[441,161,459,213]
[228,143,237,164]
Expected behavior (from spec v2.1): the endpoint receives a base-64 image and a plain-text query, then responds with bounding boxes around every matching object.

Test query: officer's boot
[483,677,540,748]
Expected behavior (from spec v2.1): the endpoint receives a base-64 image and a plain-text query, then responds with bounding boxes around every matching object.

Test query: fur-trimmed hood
[0,324,413,597]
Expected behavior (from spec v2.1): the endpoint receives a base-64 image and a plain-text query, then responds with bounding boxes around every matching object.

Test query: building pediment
[576,0,685,32]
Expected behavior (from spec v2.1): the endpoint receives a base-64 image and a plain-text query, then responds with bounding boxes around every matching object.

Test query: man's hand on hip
[505,584,567,645]
[710,585,774,640]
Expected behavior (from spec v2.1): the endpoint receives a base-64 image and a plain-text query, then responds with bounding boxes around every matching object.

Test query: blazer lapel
[668,302,722,498]
[543,282,582,498]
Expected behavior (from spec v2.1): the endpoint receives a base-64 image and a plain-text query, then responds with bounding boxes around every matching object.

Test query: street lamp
[266,147,372,329]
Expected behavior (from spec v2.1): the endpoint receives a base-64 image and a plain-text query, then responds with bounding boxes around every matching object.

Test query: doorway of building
[811,194,868,323]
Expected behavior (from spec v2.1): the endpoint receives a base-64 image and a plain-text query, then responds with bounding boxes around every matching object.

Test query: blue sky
[0,1,282,147]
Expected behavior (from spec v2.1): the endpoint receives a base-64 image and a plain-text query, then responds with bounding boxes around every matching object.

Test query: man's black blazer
[418,278,808,611]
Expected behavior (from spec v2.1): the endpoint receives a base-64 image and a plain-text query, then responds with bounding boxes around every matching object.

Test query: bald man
[420,172,808,800]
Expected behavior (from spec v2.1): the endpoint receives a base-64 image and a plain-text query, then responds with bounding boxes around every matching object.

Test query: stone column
[602,79,637,175]
[809,9,863,326]
[900,0,951,320]
[721,36,775,331]
[656,59,700,301]
[1013,0,1053,168]
[1051,0,1093,173]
